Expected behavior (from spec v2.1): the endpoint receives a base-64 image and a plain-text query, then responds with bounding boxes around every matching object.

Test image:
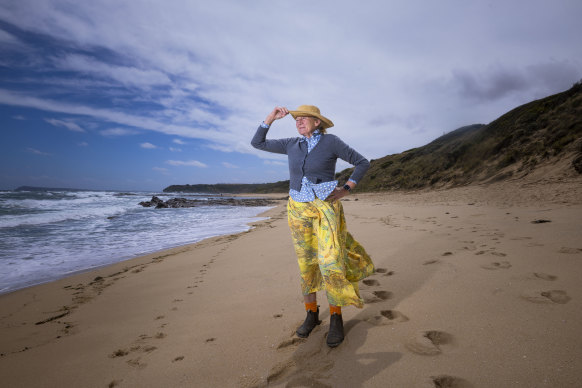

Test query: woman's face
[295,116,321,138]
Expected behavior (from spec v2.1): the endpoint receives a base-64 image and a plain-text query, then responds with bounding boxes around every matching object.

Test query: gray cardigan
[251,125,370,191]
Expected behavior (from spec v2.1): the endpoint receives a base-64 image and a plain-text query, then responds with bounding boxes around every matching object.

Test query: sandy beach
[1,177,581,388]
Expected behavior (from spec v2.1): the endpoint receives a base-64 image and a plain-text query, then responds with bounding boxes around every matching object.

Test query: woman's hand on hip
[326,187,349,202]
[264,107,289,126]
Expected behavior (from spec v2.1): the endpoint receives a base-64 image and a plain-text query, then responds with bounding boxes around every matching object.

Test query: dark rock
[138,196,281,208]
[139,196,167,208]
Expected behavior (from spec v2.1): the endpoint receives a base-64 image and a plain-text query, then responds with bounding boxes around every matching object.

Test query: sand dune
[1,179,581,387]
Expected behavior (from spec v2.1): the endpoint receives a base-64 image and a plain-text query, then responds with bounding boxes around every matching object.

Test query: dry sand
[1,178,581,388]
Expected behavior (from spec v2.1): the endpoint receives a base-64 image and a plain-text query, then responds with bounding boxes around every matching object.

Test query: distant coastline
[163,181,290,194]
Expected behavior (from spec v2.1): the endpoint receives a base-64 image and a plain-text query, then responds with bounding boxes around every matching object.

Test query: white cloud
[100,127,140,136]
[45,118,85,132]
[166,160,207,168]
[12,115,25,120]
[26,147,51,156]
[78,141,89,146]
[222,162,238,169]
[173,139,186,145]
[169,147,182,152]
[140,142,157,149]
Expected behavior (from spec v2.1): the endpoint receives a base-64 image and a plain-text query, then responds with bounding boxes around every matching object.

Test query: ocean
[0,190,274,294]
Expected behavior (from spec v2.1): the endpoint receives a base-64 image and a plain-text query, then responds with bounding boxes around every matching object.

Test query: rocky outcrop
[138,196,283,208]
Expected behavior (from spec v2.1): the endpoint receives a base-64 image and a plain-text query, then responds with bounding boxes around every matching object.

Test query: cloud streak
[45,118,85,132]
[166,160,207,168]
[140,142,157,149]
[100,127,140,136]
[26,147,52,156]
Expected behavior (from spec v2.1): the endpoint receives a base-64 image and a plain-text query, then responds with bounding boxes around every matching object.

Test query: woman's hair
[314,118,327,134]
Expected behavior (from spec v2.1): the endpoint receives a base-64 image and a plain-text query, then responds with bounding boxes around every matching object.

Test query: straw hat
[289,105,334,129]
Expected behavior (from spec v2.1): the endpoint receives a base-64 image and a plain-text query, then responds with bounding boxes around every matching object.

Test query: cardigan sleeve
[332,135,370,183]
[251,125,291,155]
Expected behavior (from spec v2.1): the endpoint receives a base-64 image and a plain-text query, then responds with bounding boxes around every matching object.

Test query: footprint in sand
[481,261,511,270]
[362,279,380,286]
[558,247,582,254]
[109,349,129,358]
[423,259,440,265]
[533,273,557,281]
[380,216,391,225]
[363,290,392,304]
[521,290,571,304]
[406,330,454,356]
[423,375,473,388]
[365,310,409,326]
[375,267,395,276]
[127,357,147,369]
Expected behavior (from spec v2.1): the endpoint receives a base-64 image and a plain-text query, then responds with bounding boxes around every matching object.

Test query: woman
[251,105,374,347]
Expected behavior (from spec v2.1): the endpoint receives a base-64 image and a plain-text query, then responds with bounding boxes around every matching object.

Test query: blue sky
[1,0,581,191]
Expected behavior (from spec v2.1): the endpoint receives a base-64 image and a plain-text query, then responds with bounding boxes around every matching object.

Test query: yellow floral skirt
[287,197,375,308]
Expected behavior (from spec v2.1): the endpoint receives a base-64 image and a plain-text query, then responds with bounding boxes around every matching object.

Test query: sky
[1,0,581,191]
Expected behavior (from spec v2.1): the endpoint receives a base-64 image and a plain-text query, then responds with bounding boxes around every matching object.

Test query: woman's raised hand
[264,106,289,126]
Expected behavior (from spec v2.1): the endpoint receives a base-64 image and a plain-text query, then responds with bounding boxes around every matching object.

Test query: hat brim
[289,110,334,129]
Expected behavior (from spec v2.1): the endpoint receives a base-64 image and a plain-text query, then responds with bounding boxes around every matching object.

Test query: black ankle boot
[327,313,344,347]
[296,308,321,338]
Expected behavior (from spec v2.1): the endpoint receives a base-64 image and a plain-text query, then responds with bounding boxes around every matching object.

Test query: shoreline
[1,181,581,387]
[0,196,283,296]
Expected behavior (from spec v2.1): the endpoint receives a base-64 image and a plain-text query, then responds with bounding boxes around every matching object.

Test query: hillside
[341,82,582,191]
